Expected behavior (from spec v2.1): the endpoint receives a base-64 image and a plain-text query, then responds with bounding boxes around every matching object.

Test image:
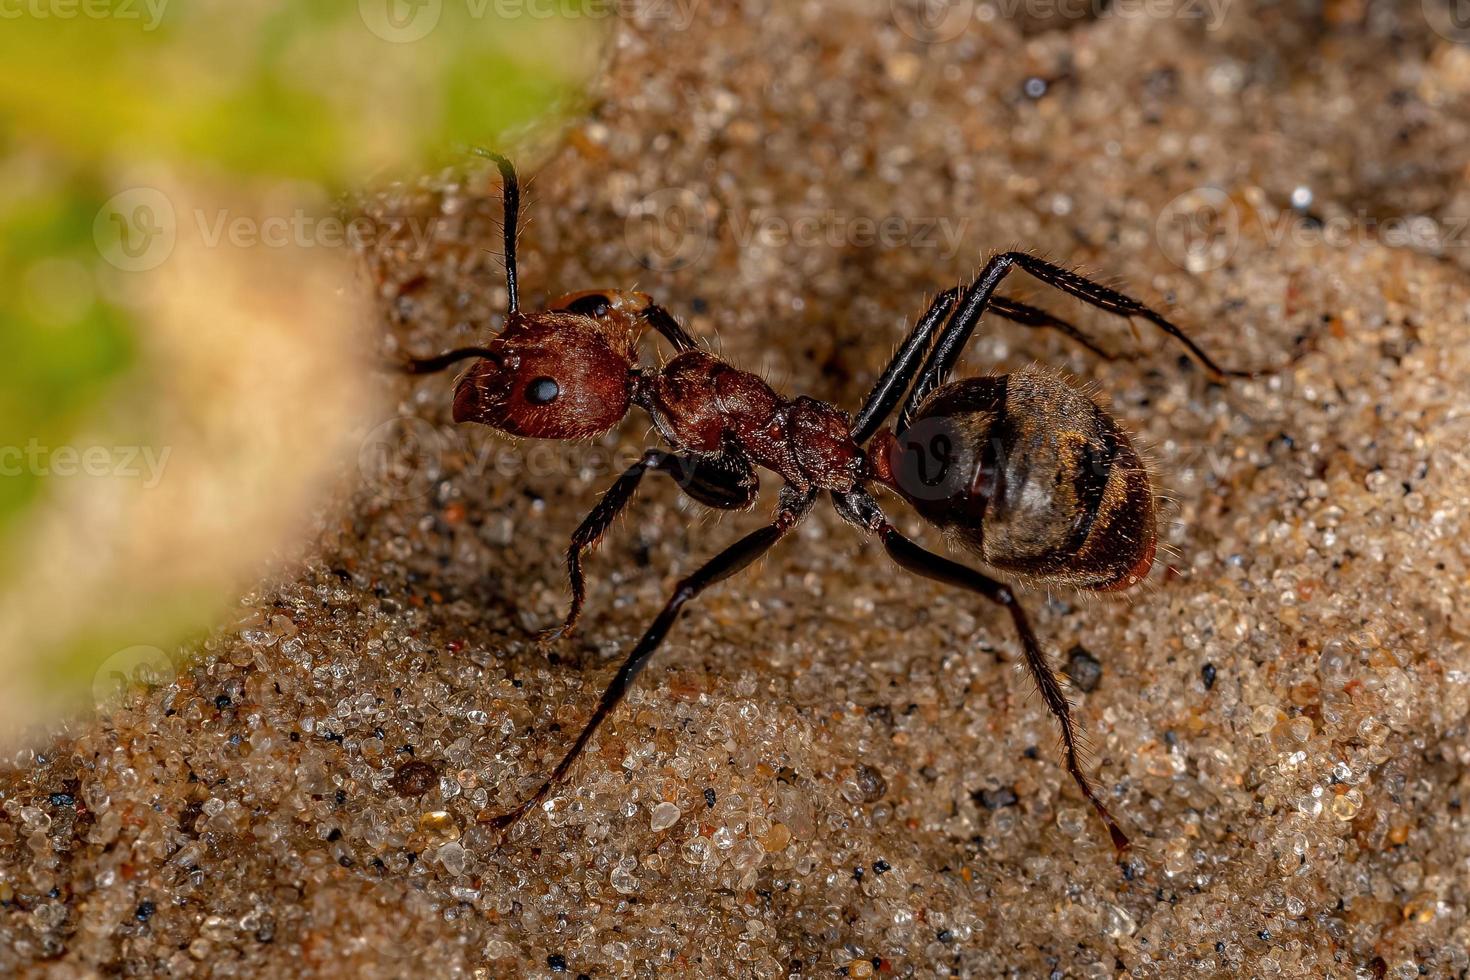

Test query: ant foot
[482,802,533,835]
[535,621,575,646]
[483,781,555,837]
[536,608,580,645]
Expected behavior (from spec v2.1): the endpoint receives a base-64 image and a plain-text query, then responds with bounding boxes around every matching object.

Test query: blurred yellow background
[0,0,600,744]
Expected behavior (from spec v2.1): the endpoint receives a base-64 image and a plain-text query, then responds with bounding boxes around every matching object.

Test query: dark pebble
[974,786,1019,810]
[391,760,438,797]
[852,763,887,803]
[1063,645,1103,693]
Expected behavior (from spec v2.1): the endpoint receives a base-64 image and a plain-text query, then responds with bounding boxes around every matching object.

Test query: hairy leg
[900,251,1251,429]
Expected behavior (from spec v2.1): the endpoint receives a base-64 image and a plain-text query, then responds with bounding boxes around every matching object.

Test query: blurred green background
[0,0,599,734]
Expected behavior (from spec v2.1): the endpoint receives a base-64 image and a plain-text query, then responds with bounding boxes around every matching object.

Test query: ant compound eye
[565,294,611,318]
[525,377,561,405]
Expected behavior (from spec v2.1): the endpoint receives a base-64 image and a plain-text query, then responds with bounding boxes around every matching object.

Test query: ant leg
[1001,252,1252,379]
[850,287,959,445]
[391,346,497,375]
[898,253,1017,429]
[831,487,1130,852]
[488,487,816,834]
[642,304,700,352]
[883,530,1130,851]
[542,449,758,643]
[471,149,519,313]
[899,251,1250,430]
[854,285,1121,444]
[989,294,1126,362]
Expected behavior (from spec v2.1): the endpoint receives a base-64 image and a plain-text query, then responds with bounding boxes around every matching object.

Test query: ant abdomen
[873,370,1155,592]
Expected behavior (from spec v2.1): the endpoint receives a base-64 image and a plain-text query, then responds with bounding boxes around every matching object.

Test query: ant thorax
[635,350,864,493]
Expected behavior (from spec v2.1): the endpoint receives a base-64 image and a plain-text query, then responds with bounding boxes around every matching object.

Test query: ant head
[452,293,646,440]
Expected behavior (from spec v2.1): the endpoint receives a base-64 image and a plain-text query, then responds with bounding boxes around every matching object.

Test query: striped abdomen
[872,370,1155,591]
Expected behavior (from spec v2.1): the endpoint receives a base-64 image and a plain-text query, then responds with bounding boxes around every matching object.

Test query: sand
[4,1,1470,976]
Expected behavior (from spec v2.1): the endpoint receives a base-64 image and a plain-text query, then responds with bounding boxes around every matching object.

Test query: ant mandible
[397,155,1254,852]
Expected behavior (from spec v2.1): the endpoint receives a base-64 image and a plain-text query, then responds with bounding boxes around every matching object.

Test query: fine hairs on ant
[397,154,1255,852]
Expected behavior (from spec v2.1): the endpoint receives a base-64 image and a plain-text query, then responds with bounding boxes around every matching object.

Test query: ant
[396,155,1254,851]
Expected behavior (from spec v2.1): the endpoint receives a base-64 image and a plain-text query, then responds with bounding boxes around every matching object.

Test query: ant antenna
[472,148,519,313]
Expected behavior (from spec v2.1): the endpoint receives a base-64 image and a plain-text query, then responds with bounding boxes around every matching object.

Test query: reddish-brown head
[452,292,649,440]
